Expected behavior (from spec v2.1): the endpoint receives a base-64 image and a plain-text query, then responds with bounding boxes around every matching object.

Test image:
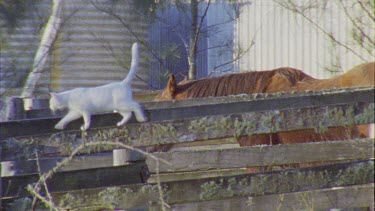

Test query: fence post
[6,97,25,120]
[0,146,2,210]
[113,147,146,166]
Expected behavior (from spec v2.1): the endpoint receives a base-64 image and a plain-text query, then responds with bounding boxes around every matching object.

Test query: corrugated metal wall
[1,0,150,97]
[234,0,374,79]
[0,1,49,96]
[52,0,149,92]
[2,0,373,97]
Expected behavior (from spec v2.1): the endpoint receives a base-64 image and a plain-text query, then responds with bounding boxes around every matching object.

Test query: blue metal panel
[148,3,208,89]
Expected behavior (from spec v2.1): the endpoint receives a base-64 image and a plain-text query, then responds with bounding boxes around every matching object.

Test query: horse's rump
[280,61,375,144]
[296,61,374,91]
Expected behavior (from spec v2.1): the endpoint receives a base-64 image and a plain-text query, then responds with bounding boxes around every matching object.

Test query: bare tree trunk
[21,0,63,99]
[188,0,199,80]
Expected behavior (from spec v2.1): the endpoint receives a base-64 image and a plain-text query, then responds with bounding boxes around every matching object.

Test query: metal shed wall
[0,1,49,96]
[51,0,150,92]
[0,0,150,97]
[234,0,374,78]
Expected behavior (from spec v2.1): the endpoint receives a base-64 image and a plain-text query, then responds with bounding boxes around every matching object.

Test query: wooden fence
[1,87,374,210]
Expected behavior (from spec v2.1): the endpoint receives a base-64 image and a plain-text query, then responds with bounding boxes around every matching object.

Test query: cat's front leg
[55,121,65,130]
[116,111,132,126]
[55,110,81,130]
[81,112,91,131]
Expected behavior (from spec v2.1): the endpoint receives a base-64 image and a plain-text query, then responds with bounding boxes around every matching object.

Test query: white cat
[49,42,147,131]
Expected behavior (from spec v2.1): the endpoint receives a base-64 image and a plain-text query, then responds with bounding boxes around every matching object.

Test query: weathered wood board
[1,87,373,140]
[169,184,374,211]
[10,87,374,119]
[3,139,372,182]
[146,138,374,173]
[4,184,373,211]
[1,152,114,176]
[1,162,147,198]
[25,159,374,210]
[1,87,374,210]
[2,101,373,160]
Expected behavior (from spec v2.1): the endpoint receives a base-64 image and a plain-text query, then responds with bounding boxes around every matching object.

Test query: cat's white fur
[49,42,147,131]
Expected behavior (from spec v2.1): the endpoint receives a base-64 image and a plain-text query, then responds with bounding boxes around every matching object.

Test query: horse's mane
[175,67,313,98]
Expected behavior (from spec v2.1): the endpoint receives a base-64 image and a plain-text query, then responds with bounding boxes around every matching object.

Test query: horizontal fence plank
[1,153,112,177]
[146,138,374,173]
[4,184,373,210]
[3,138,372,179]
[1,149,147,177]
[19,159,374,209]
[146,168,254,184]
[1,162,147,198]
[2,101,373,160]
[1,87,374,140]
[169,184,374,211]
[30,86,375,110]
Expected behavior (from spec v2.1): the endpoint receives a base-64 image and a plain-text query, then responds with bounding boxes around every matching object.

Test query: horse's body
[154,63,374,149]
[155,67,313,101]
[155,67,314,148]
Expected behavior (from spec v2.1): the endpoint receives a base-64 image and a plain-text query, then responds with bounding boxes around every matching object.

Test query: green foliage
[131,0,168,19]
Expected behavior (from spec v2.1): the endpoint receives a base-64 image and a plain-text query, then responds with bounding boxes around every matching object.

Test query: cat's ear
[49,92,57,98]
[166,74,176,97]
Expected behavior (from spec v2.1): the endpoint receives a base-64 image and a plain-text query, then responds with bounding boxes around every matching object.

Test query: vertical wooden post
[6,97,25,120]
[0,146,2,209]
[113,149,131,166]
[0,161,16,177]
[113,147,146,166]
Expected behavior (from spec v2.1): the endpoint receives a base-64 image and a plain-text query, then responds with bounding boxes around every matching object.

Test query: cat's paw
[137,116,148,123]
[80,125,89,131]
[117,122,124,127]
[55,124,65,130]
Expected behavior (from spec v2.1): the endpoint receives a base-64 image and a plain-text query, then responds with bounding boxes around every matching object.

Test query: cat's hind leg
[116,111,132,126]
[81,112,92,131]
[55,110,81,130]
[132,105,147,122]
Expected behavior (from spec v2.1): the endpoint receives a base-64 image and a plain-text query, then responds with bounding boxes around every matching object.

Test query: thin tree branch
[27,138,172,210]
[209,40,254,76]
[338,0,374,47]
[92,1,171,79]
[356,0,375,22]
[276,0,368,62]
[197,42,231,54]
[158,20,190,58]
[193,0,211,53]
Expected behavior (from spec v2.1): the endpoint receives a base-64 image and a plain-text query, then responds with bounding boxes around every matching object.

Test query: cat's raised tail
[123,42,139,84]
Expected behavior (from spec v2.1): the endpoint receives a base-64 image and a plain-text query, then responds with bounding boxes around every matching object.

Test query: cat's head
[49,92,63,112]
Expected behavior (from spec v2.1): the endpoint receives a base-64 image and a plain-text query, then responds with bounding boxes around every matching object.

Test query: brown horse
[155,67,314,101]
[154,63,374,149]
[277,61,375,145]
[154,67,315,149]
[152,63,374,173]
